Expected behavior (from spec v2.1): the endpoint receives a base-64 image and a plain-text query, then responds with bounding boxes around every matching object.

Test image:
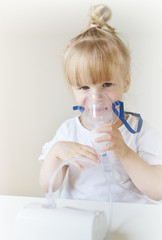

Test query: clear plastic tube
[46,158,111,206]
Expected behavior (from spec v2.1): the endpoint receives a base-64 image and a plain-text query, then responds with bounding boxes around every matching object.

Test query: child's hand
[54,141,100,170]
[95,122,130,160]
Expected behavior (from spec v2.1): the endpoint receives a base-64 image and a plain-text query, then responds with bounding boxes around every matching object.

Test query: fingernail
[79,166,84,170]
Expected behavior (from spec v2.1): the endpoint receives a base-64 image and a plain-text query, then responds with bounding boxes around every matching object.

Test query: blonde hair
[64,4,130,86]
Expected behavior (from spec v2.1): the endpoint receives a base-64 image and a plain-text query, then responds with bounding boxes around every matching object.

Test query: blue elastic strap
[73,102,143,134]
[112,101,143,134]
[73,106,84,113]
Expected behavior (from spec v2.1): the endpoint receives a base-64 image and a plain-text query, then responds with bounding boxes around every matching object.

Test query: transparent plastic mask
[84,92,117,128]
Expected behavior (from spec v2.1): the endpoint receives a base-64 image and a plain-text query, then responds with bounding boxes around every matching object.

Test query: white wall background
[0,0,162,197]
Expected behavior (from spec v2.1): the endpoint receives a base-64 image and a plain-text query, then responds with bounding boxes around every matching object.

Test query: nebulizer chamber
[84,92,117,156]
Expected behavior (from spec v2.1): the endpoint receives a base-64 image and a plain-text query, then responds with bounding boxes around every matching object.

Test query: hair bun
[89,4,112,27]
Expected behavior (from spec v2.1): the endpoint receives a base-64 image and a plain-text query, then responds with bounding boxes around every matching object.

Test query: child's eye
[103,83,112,87]
[80,86,89,90]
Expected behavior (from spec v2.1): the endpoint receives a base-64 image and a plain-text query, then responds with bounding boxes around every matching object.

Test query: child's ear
[124,73,131,93]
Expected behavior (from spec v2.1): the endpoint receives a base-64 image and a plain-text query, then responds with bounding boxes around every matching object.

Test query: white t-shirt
[39,114,162,203]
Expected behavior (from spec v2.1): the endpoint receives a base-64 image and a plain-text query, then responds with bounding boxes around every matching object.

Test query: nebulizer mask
[73,91,143,156]
[75,92,118,157]
[73,91,142,158]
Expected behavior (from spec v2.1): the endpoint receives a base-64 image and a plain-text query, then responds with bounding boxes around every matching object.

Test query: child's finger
[71,160,85,170]
[95,134,111,143]
[82,159,95,167]
[78,149,101,163]
[82,145,99,155]
[71,159,95,169]
[101,144,112,152]
[96,124,113,133]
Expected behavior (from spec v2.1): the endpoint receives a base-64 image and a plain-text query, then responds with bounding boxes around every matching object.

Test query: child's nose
[90,91,104,102]
[91,86,102,94]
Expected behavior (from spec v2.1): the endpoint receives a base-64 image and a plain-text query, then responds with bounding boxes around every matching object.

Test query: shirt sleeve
[137,121,162,165]
[38,118,74,163]
[38,132,59,163]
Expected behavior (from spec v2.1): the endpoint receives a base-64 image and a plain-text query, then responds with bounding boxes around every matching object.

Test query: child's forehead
[72,66,113,86]
[73,68,121,87]
[75,78,112,87]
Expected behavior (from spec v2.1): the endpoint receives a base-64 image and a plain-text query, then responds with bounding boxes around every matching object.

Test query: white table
[0,195,162,240]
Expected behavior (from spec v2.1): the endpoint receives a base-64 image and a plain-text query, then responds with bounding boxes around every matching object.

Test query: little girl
[39,4,162,203]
